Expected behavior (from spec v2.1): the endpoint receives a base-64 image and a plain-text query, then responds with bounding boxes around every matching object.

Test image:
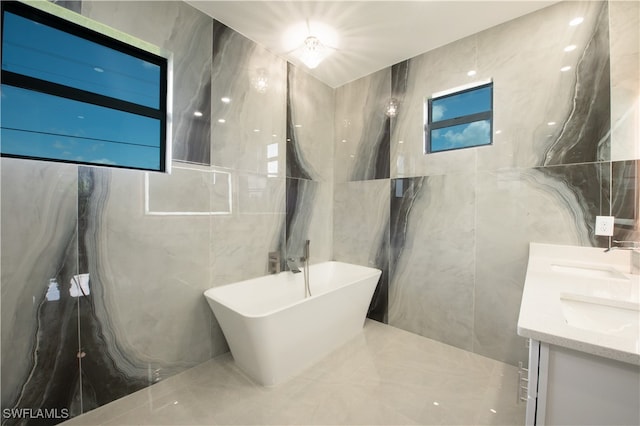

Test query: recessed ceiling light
[294,124,302,128]
[569,17,584,26]
[547,121,556,126]
[218,118,226,123]
[564,44,577,52]
[467,70,477,77]
[221,97,231,103]
[194,111,203,117]
[560,66,571,72]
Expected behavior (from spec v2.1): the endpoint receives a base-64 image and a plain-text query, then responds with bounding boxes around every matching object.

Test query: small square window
[425,81,493,153]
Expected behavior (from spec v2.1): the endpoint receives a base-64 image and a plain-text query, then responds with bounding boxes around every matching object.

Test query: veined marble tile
[388,174,476,351]
[334,180,390,321]
[612,160,639,241]
[81,1,213,165]
[473,167,603,365]
[146,164,233,215]
[480,0,610,169]
[211,21,287,176]
[335,68,391,182]
[147,165,214,214]
[236,172,285,215]
[287,63,335,182]
[1,158,79,419]
[208,168,285,282]
[76,166,218,413]
[537,162,611,247]
[286,178,332,265]
[610,0,640,161]
[539,1,610,166]
[210,212,285,286]
[391,1,610,177]
[390,36,480,179]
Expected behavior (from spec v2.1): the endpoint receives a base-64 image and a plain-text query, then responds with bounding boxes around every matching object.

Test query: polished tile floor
[64,320,526,425]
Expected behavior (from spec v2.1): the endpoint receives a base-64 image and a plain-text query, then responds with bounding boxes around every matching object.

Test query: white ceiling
[186,1,557,88]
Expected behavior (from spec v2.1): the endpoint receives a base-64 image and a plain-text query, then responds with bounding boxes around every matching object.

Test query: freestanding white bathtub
[204,261,381,386]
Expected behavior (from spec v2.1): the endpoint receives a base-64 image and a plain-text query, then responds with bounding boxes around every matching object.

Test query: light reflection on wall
[46,278,60,301]
[70,273,90,297]
[267,142,278,177]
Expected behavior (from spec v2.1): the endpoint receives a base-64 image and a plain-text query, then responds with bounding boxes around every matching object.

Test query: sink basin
[551,263,629,281]
[560,292,640,340]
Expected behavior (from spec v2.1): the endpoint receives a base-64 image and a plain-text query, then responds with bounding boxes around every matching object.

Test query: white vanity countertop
[518,243,640,366]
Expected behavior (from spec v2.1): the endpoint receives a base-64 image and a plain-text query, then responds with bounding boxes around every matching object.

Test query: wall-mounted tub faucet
[287,240,311,297]
[287,257,302,273]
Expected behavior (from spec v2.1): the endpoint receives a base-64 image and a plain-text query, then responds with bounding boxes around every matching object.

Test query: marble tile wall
[333,68,391,319]
[1,0,637,423]
[333,0,639,366]
[286,63,335,264]
[0,2,333,425]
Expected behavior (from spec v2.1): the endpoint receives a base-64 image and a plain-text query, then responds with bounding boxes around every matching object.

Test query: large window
[425,81,493,154]
[1,1,171,172]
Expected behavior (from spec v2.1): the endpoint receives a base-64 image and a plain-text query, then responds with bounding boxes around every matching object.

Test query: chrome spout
[287,257,302,273]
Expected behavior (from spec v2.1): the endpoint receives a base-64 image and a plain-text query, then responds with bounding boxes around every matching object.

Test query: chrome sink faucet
[604,240,640,252]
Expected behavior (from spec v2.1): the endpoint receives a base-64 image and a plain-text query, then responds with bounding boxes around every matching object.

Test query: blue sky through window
[2,11,161,108]
[427,83,492,153]
[430,120,491,152]
[431,85,491,123]
[0,2,167,171]
[1,85,161,169]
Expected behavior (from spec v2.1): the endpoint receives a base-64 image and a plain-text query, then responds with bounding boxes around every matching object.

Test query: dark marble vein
[367,223,389,322]
[171,14,212,165]
[76,168,148,413]
[538,163,610,247]
[543,2,610,166]
[389,178,426,278]
[2,230,79,426]
[285,178,316,260]
[286,64,313,180]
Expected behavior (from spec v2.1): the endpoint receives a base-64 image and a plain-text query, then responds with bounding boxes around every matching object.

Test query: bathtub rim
[204,261,381,319]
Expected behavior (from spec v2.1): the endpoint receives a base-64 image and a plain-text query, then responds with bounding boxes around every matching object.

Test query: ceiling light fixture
[299,36,327,69]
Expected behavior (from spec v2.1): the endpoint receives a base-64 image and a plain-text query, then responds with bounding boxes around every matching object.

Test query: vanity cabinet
[524,339,640,425]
